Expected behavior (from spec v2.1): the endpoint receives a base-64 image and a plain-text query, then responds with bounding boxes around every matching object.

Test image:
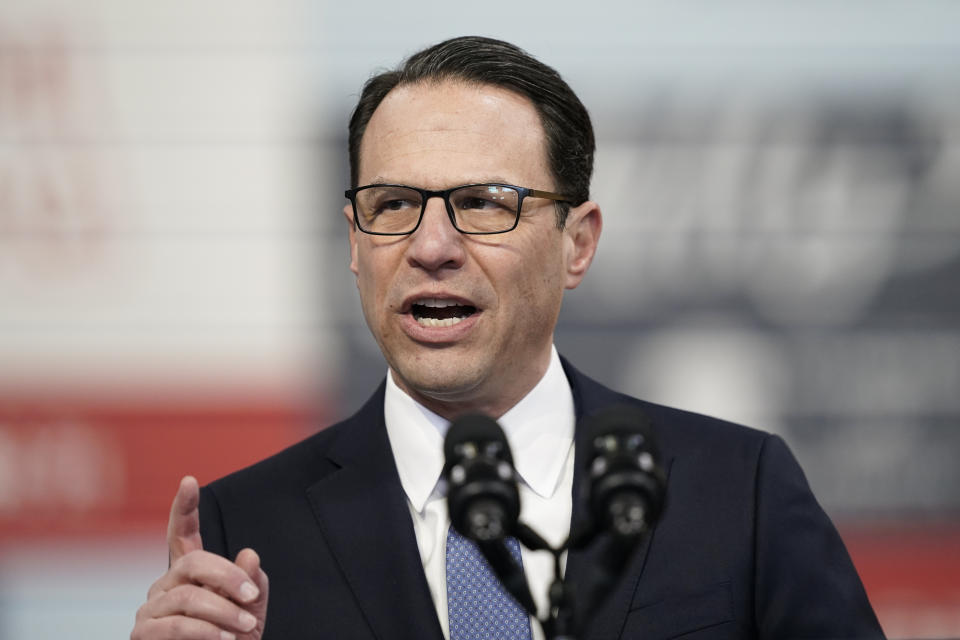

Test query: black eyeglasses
[344,183,572,235]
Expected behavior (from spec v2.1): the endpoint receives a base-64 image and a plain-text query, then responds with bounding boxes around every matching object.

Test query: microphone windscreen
[582,404,666,534]
[444,413,520,542]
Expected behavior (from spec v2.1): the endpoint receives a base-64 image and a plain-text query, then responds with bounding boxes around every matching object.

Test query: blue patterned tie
[446,527,533,640]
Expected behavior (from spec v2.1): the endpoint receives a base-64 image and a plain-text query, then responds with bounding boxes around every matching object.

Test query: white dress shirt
[383,346,575,640]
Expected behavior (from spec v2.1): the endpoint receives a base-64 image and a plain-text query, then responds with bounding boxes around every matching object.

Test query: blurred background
[1,1,958,637]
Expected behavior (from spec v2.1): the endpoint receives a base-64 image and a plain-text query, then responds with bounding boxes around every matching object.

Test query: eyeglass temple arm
[527,189,572,203]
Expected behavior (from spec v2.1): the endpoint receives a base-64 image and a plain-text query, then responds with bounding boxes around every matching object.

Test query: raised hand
[131,477,269,640]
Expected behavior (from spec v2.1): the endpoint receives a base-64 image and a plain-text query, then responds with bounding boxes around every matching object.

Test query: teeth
[416,316,466,327]
[415,298,462,308]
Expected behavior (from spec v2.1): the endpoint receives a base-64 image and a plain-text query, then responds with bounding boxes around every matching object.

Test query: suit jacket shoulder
[563,359,883,639]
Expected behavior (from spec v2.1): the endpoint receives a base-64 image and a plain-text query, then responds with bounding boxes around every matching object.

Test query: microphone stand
[506,521,650,640]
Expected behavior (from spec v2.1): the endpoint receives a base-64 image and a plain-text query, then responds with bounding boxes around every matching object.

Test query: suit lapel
[306,385,444,640]
[562,358,670,640]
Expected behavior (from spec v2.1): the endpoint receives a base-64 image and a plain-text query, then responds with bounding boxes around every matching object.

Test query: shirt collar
[383,346,575,514]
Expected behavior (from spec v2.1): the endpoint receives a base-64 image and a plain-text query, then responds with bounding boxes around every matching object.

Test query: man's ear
[344,204,359,277]
[563,201,602,290]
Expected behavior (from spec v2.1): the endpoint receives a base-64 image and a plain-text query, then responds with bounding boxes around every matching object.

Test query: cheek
[533,245,567,290]
[354,250,384,311]
[355,243,405,322]
[508,249,566,314]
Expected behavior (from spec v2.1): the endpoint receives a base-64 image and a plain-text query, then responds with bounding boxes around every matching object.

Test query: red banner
[0,394,321,541]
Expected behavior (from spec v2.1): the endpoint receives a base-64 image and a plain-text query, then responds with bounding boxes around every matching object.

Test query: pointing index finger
[167,475,203,564]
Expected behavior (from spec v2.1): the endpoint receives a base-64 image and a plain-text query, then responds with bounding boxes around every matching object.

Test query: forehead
[357,80,551,188]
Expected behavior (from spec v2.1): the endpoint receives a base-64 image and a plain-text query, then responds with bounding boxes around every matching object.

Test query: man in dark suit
[131,37,883,640]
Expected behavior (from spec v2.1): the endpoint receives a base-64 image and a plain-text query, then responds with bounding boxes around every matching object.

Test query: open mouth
[410,298,478,328]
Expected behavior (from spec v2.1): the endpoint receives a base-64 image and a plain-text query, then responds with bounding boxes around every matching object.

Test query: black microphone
[583,405,666,540]
[443,414,536,615]
[444,413,521,541]
[564,405,667,635]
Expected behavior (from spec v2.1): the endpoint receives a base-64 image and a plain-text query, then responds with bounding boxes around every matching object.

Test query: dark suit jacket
[200,359,883,639]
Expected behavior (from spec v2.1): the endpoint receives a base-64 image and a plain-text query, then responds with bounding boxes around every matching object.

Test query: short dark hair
[347,36,595,228]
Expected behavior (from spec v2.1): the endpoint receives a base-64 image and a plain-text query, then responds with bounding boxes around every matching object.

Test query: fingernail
[239,581,260,602]
[220,632,236,640]
[238,610,257,631]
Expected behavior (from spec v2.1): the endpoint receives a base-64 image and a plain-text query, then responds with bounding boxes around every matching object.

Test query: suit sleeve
[199,484,230,559]
[753,434,884,638]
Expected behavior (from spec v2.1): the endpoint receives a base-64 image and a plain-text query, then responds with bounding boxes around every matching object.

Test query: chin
[393,358,485,403]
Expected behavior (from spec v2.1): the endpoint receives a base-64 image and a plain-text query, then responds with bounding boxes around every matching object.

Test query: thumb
[167,475,203,565]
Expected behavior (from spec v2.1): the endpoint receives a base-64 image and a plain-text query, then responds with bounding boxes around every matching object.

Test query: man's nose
[405,197,467,271]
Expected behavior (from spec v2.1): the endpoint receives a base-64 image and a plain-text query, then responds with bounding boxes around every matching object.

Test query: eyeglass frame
[344,182,573,236]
